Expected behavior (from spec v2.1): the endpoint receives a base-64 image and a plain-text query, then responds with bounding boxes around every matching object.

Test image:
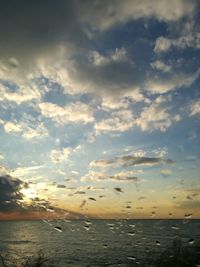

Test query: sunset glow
[0,0,200,221]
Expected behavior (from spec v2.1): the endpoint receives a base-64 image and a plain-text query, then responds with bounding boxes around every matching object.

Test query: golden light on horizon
[20,188,38,201]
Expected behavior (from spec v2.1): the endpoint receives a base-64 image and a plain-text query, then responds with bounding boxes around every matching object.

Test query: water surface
[0,219,200,266]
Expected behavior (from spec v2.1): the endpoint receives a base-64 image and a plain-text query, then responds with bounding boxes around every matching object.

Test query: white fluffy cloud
[136,95,181,132]
[3,121,48,139]
[50,147,72,163]
[151,60,171,73]
[39,102,94,125]
[4,122,22,133]
[49,144,84,164]
[95,95,183,134]
[154,32,200,53]
[95,110,135,134]
[154,37,172,53]
[0,82,41,104]
[89,48,129,66]
[100,88,147,111]
[189,99,200,116]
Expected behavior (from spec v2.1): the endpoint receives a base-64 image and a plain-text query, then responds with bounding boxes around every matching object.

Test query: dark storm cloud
[0,0,197,106]
[0,173,48,213]
[0,173,83,218]
[90,155,174,168]
[0,0,197,100]
[0,0,195,64]
[0,174,27,212]
[68,53,145,96]
[0,0,80,64]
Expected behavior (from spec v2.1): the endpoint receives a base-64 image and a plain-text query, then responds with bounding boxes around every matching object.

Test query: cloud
[0,1,79,73]
[0,0,194,61]
[0,0,197,110]
[93,94,182,134]
[22,125,48,139]
[2,120,48,139]
[79,0,195,30]
[39,102,94,125]
[136,95,181,132]
[160,169,172,177]
[151,60,171,73]
[62,47,145,98]
[0,174,28,212]
[0,166,9,175]
[90,154,173,168]
[35,47,146,108]
[86,186,105,191]
[4,121,23,133]
[154,37,171,53]
[50,144,87,164]
[50,147,72,163]
[89,48,130,66]
[145,68,200,94]
[0,82,41,104]
[95,110,135,134]
[0,0,196,109]
[154,32,200,53]
[10,165,45,180]
[81,170,139,183]
[101,88,146,110]
[189,99,200,116]
[0,170,84,219]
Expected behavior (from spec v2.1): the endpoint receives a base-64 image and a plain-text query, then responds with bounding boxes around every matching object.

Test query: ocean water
[0,219,200,267]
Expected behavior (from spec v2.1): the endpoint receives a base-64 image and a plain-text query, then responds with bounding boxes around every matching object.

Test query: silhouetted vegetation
[19,252,54,267]
[1,239,200,267]
[150,239,200,267]
[128,239,200,267]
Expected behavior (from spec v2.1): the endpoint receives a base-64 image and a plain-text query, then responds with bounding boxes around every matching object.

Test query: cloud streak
[81,170,139,183]
[90,154,174,168]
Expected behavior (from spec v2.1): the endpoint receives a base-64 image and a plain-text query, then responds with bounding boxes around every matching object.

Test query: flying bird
[74,191,86,194]
[80,200,87,208]
[54,226,63,232]
[114,187,123,193]
[88,197,96,201]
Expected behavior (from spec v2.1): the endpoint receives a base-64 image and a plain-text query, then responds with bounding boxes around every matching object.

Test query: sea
[0,219,200,267]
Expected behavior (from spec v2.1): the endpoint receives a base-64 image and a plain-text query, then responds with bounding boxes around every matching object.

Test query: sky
[0,0,200,220]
